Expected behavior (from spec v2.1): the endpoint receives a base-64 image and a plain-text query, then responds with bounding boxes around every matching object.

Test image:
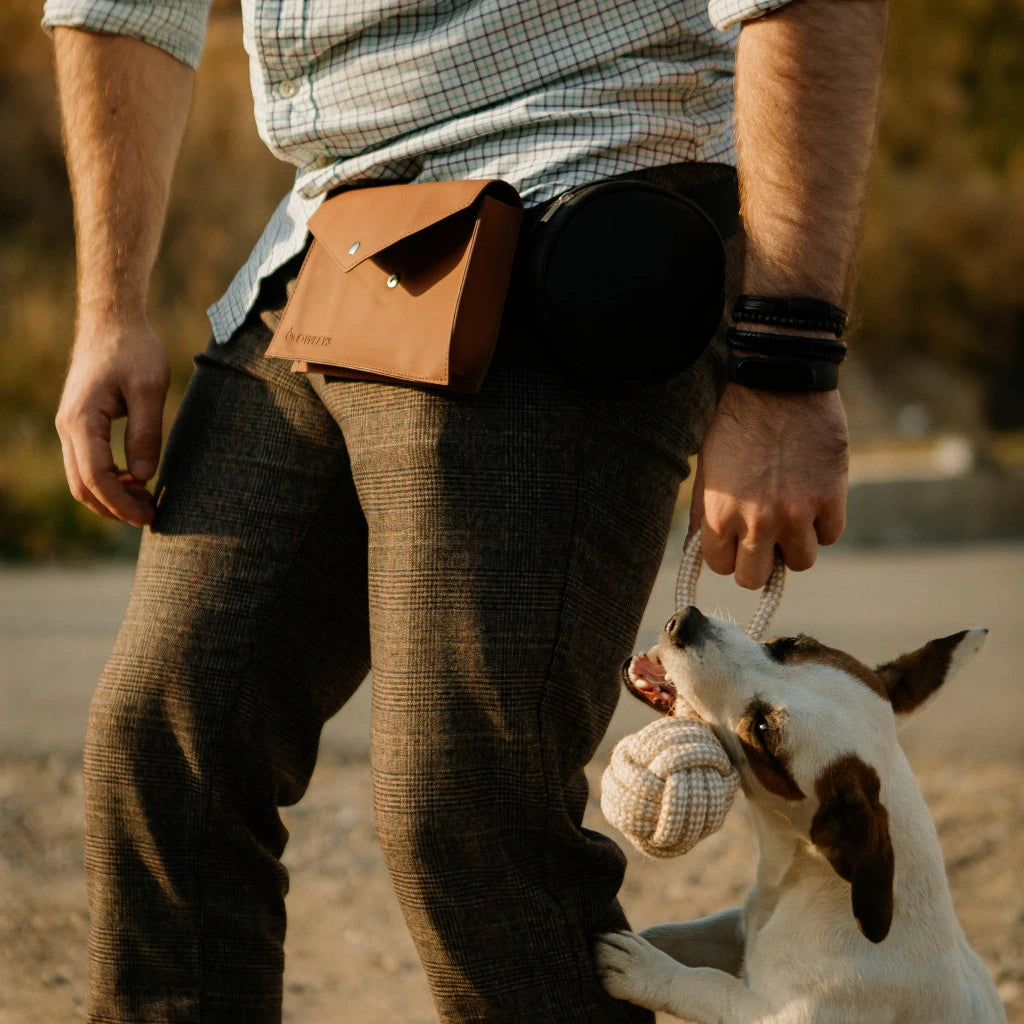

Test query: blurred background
[1,0,1023,559]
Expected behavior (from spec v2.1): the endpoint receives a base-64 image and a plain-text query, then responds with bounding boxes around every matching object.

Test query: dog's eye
[753,712,772,749]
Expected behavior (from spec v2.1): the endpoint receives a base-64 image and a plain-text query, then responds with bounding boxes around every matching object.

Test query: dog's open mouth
[623,653,678,715]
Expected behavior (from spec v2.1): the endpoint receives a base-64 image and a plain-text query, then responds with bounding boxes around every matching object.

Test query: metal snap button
[348,242,360,255]
[386,274,400,288]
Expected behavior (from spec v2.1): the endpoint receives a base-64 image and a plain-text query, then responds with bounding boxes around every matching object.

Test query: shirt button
[277,79,297,99]
[312,154,333,169]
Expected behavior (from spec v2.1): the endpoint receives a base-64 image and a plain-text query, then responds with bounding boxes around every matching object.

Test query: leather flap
[309,179,520,272]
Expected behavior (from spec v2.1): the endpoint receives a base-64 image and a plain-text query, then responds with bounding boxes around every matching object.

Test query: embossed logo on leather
[286,326,333,347]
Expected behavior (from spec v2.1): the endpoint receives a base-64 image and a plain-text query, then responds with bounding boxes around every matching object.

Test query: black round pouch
[526,179,727,384]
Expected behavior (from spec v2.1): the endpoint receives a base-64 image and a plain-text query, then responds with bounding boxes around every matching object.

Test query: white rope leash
[601,530,786,858]
[675,528,786,642]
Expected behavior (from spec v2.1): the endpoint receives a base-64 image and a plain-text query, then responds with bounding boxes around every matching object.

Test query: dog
[595,606,1006,1023]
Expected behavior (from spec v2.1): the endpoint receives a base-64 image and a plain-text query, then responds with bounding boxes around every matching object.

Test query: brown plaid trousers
[85,172,735,1024]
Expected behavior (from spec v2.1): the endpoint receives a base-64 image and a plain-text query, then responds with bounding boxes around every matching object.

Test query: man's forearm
[691,0,886,587]
[53,28,194,325]
[735,0,888,304]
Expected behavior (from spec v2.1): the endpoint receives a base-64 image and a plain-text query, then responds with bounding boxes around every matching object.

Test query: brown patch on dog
[736,699,805,801]
[810,754,894,943]
[766,635,889,701]
[875,631,970,714]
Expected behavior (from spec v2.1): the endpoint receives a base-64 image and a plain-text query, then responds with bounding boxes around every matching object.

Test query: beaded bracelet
[733,295,849,338]
[727,327,847,365]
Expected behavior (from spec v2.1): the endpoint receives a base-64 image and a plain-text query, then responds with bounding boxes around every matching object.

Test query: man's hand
[690,385,849,589]
[56,315,170,527]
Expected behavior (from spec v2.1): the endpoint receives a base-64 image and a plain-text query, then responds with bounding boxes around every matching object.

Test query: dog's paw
[595,930,677,1009]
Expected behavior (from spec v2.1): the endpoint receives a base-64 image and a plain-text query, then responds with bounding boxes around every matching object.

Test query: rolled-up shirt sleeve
[41,0,212,69]
[708,0,796,30]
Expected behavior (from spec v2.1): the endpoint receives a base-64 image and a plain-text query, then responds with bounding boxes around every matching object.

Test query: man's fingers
[778,522,819,573]
[72,409,154,526]
[814,499,846,547]
[700,508,822,588]
[58,428,117,521]
[123,374,167,481]
[701,522,738,578]
[733,535,778,590]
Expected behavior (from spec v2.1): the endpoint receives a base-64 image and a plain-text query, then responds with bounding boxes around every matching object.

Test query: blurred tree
[855,0,1024,431]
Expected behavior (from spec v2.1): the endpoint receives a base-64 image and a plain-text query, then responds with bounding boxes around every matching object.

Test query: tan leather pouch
[265,179,523,392]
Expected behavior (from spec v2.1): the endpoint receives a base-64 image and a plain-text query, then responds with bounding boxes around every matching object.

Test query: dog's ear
[875,628,988,715]
[810,754,894,943]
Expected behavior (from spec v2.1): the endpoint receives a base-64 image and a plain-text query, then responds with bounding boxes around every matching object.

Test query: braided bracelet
[727,327,847,365]
[733,295,849,338]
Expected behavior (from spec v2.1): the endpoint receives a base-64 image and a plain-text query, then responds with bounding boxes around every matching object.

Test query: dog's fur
[595,607,1006,1023]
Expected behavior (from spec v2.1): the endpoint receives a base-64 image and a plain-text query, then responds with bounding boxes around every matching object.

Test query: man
[43,0,887,1020]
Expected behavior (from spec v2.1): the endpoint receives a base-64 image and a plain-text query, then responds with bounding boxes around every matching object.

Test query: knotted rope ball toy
[600,716,739,859]
[600,530,785,858]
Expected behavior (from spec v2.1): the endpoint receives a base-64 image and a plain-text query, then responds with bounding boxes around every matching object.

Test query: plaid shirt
[43,0,792,342]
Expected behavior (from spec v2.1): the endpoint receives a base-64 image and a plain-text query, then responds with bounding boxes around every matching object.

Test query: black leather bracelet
[733,295,849,338]
[726,328,847,364]
[726,354,840,392]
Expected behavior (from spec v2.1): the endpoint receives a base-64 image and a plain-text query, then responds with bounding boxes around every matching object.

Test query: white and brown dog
[596,606,1006,1024]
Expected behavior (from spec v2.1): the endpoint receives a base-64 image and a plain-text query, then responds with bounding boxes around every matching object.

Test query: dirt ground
[2,544,1022,1022]
[1,752,1022,1024]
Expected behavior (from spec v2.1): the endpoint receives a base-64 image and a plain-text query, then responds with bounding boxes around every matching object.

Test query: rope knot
[600,716,740,859]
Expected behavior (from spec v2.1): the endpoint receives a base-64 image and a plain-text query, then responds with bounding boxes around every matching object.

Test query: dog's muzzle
[666,605,708,649]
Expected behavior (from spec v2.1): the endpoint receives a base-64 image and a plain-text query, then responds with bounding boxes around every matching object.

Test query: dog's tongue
[624,654,677,715]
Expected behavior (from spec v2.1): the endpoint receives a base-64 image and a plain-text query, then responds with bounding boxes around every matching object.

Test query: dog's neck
[874,746,961,919]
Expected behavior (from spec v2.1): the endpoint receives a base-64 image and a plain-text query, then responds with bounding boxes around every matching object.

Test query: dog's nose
[666,606,707,647]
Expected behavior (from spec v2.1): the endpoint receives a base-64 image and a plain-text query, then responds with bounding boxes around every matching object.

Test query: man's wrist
[714,382,850,450]
[76,282,149,327]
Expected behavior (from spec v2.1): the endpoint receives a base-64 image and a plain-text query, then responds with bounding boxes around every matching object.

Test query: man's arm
[52,28,194,526]
[692,0,888,588]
